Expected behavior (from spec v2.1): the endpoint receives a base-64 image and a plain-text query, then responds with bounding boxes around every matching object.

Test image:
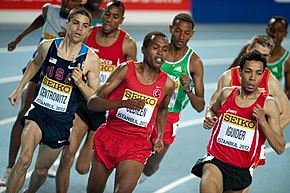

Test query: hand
[252,104,266,124]
[124,98,145,110]
[8,89,21,107]
[203,116,217,130]
[152,137,164,154]
[180,73,191,92]
[72,64,84,87]
[7,40,18,52]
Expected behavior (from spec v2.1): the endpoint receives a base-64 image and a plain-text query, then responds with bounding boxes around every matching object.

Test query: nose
[249,72,256,81]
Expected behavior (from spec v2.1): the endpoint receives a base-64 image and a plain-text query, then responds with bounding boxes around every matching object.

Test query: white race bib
[100,63,116,85]
[217,113,256,152]
[34,76,72,112]
[116,89,158,127]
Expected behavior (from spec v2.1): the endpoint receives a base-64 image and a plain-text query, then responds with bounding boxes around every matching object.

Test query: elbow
[196,101,205,113]
[87,97,98,111]
[276,141,286,155]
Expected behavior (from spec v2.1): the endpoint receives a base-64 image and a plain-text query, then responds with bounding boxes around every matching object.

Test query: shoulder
[123,30,136,45]
[264,95,279,111]
[218,69,232,86]
[39,39,53,50]
[220,86,235,98]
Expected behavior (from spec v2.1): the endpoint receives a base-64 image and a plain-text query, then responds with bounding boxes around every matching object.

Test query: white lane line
[153,142,290,193]
[0,116,17,126]
[0,75,22,84]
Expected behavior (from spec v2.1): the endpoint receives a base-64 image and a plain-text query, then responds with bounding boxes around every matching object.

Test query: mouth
[155,57,163,65]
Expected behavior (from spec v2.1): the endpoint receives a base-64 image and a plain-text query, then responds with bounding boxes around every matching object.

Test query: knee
[17,155,32,170]
[35,167,49,178]
[76,164,89,175]
[114,183,135,193]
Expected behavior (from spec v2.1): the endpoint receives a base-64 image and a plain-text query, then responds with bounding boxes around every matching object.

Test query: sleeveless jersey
[85,26,126,85]
[161,47,194,112]
[207,87,267,168]
[41,4,68,40]
[230,66,270,95]
[34,38,88,116]
[267,50,289,82]
[105,60,168,138]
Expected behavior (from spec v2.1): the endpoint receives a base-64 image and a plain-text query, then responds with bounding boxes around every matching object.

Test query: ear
[169,24,173,33]
[239,68,242,77]
[120,16,125,25]
[141,46,145,54]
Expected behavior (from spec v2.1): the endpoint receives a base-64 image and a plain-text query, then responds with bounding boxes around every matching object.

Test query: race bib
[34,76,72,112]
[116,89,158,127]
[100,63,116,85]
[217,113,256,152]
[168,81,180,108]
[42,32,57,39]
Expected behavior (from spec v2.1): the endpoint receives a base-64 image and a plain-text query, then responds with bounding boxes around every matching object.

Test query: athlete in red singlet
[86,31,175,193]
[192,51,285,193]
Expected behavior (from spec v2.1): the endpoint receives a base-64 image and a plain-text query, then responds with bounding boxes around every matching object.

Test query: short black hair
[105,0,125,16]
[268,16,288,30]
[240,50,267,72]
[68,7,92,25]
[172,13,195,29]
[142,31,168,48]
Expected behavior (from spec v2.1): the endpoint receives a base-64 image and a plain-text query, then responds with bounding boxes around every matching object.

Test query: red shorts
[251,144,266,169]
[93,124,152,170]
[151,112,180,145]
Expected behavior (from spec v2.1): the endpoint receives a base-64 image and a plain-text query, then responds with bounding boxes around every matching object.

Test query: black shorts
[191,153,252,191]
[22,105,73,149]
[76,97,106,131]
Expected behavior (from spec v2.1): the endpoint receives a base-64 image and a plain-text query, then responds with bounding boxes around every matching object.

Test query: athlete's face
[240,60,264,94]
[169,19,194,48]
[67,13,91,43]
[101,5,124,34]
[248,44,272,61]
[142,35,169,69]
[266,19,287,46]
[61,0,82,15]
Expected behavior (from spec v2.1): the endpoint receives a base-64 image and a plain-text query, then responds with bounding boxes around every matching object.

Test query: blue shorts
[22,105,74,149]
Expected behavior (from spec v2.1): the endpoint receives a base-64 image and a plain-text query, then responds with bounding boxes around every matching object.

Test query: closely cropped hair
[240,50,267,71]
[105,0,125,16]
[248,34,275,51]
[172,13,195,29]
[142,31,168,48]
[268,16,288,30]
[68,7,92,25]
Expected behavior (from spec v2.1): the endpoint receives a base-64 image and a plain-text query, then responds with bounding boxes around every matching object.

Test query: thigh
[115,160,144,191]
[20,120,43,158]
[67,114,89,154]
[200,163,223,193]
[35,144,62,169]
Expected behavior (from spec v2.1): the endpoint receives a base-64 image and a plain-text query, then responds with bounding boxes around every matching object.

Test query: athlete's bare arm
[87,63,145,111]
[123,34,137,61]
[153,77,175,154]
[207,70,232,112]
[204,87,233,130]
[185,52,205,112]
[8,39,51,106]
[267,74,290,129]
[7,3,49,51]
[284,57,290,99]
[74,49,100,100]
[253,96,285,155]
